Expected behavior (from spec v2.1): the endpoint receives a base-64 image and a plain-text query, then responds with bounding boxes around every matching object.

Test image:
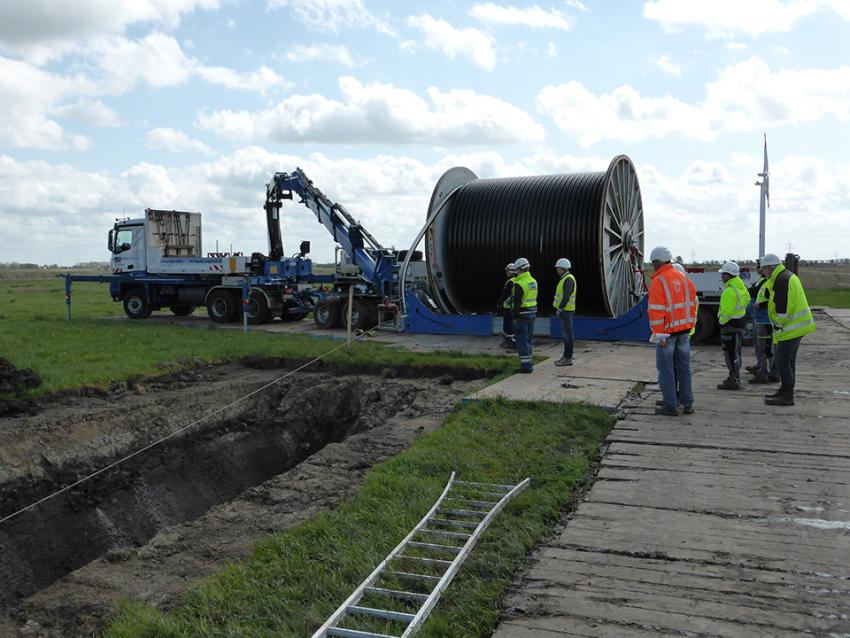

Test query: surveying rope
[0,322,381,527]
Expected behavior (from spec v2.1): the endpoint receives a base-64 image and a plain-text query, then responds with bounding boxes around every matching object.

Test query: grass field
[0,278,514,394]
[806,288,850,309]
[106,398,614,638]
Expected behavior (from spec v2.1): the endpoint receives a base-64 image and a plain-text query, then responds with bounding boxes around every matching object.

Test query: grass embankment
[807,288,850,309]
[107,398,614,637]
[0,279,514,394]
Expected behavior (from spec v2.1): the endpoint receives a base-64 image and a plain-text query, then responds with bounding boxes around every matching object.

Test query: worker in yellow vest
[759,253,816,406]
[553,257,576,366]
[716,261,751,390]
[496,262,517,349]
[511,257,537,373]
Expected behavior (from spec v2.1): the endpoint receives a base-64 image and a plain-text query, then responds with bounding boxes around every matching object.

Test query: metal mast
[755,134,769,258]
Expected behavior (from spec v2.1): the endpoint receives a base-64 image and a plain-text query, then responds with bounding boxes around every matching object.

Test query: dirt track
[0,359,484,637]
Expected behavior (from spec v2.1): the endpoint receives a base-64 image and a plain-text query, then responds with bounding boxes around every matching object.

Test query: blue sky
[1,0,849,265]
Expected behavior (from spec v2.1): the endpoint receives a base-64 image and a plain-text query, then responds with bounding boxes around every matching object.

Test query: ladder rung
[454,480,513,491]
[327,628,398,638]
[386,570,441,583]
[430,517,479,529]
[438,507,487,518]
[443,498,497,510]
[416,528,471,541]
[395,554,453,567]
[364,586,428,603]
[451,490,506,499]
[347,605,415,623]
[407,541,462,555]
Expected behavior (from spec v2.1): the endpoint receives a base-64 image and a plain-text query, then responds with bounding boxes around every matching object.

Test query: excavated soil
[0,359,484,637]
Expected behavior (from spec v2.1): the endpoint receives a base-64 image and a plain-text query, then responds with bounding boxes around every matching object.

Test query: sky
[1,0,849,266]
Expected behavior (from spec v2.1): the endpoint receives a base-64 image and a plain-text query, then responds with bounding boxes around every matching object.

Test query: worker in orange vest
[648,247,698,416]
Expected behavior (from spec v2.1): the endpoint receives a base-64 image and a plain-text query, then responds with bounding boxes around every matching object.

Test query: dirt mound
[0,359,41,417]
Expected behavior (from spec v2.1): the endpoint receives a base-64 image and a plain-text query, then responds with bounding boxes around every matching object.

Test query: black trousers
[720,327,743,385]
[775,336,803,398]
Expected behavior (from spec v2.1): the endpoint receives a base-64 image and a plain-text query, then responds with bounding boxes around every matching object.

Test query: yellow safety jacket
[552,273,577,311]
[514,271,538,313]
[767,264,816,342]
[718,276,750,325]
[500,277,516,309]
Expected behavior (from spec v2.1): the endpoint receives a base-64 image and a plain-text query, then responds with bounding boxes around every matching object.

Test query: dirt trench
[0,360,481,637]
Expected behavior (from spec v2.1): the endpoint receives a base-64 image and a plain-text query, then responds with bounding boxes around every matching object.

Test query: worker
[648,247,697,416]
[552,257,576,366]
[511,257,538,373]
[716,261,751,390]
[654,262,696,408]
[759,253,816,406]
[746,261,777,384]
[496,262,517,349]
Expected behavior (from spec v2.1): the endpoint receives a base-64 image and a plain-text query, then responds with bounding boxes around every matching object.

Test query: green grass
[0,279,514,394]
[106,398,614,638]
[807,288,850,309]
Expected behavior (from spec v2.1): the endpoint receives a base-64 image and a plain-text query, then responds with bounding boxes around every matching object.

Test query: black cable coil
[427,155,644,317]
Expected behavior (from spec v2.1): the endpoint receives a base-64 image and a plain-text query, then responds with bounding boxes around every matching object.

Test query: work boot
[767,374,780,382]
[515,367,533,374]
[716,379,742,390]
[655,399,680,407]
[745,365,759,374]
[765,395,794,406]
[765,389,784,398]
[654,406,679,416]
[554,357,573,366]
[683,405,695,415]
[748,374,770,384]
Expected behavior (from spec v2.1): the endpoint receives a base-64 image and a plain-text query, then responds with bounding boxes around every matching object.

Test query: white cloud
[285,43,356,67]
[537,57,850,145]
[643,0,832,37]
[726,41,748,52]
[547,42,558,59]
[407,14,496,70]
[267,0,394,36]
[470,3,572,30]
[52,98,124,128]
[196,76,545,146]
[654,54,681,77]
[0,0,220,62]
[146,128,213,155]
[195,65,287,95]
[566,0,589,10]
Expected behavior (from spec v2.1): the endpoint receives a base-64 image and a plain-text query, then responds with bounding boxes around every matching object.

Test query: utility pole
[755,133,769,258]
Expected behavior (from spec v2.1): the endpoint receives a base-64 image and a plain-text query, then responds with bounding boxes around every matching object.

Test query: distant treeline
[0,262,109,270]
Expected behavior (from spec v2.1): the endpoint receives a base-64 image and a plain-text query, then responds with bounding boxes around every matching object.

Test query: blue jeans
[559,311,574,360]
[656,332,693,410]
[515,314,536,370]
[501,308,514,337]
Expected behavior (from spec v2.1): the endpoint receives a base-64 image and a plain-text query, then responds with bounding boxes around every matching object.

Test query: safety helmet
[555,258,571,270]
[514,257,530,270]
[718,261,740,276]
[672,263,686,274]
[505,262,516,272]
[649,246,672,263]
[759,253,782,267]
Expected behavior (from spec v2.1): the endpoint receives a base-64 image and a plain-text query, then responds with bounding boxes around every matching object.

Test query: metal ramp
[310,473,530,638]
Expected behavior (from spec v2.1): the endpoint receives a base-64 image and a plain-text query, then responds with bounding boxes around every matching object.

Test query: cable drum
[424,155,645,317]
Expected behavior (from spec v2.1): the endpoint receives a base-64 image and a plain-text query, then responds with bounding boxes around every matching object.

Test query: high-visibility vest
[552,273,577,311]
[751,276,771,324]
[767,265,816,342]
[515,271,538,313]
[648,263,697,334]
[501,277,516,309]
[718,276,750,325]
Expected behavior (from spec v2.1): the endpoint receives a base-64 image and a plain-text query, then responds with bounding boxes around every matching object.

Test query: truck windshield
[113,227,138,253]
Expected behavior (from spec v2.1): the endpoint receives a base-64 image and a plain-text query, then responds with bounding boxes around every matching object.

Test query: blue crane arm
[265,168,387,285]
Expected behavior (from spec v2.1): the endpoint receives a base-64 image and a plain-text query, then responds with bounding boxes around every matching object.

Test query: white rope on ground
[0,322,382,527]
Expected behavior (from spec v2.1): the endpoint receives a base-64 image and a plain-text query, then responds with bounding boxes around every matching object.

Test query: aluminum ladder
[310,472,530,638]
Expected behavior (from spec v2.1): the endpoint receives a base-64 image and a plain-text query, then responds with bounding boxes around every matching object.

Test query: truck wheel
[692,306,716,344]
[245,292,270,325]
[342,299,377,330]
[169,304,194,317]
[123,288,152,320]
[207,290,238,323]
[314,300,341,329]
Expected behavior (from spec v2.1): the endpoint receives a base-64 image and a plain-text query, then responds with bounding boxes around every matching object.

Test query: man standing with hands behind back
[553,257,576,367]
[648,246,698,416]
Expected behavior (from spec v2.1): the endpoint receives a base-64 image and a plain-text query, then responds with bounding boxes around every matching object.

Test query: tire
[313,300,342,329]
[206,289,238,323]
[245,292,270,325]
[692,306,716,344]
[169,304,194,317]
[123,288,152,320]
[342,299,378,330]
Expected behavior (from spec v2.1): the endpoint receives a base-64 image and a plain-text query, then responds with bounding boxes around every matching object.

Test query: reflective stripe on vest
[648,264,697,334]
[767,265,817,342]
[552,273,577,311]
[718,276,750,324]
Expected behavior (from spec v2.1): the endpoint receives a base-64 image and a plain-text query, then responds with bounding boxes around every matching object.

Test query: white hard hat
[759,253,781,267]
[514,257,530,270]
[718,261,740,276]
[650,246,672,263]
[672,263,686,274]
[505,262,516,272]
[555,258,571,270]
